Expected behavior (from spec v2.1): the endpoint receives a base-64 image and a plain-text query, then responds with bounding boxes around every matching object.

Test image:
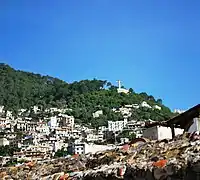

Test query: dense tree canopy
[0,64,175,126]
[0,145,20,156]
[54,148,69,157]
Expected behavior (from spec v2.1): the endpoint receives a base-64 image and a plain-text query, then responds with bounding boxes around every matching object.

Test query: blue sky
[0,0,200,110]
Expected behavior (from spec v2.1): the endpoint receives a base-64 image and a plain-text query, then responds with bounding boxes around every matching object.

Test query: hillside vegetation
[0,63,174,127]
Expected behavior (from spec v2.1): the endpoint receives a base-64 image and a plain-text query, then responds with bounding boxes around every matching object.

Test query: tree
[106,82,112,87]
[129,88,134,93]
[0,145,20,156]
[109,85,118,91]
[139,92,148,100]
[54,148,69,157]
[0,64,174,128]
[117,130,136,142]
[148,95,155,101]
[157,99,163,105]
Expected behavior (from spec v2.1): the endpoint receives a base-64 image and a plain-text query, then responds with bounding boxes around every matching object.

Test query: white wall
[0,106,4,113]
[143,126,184,140]
[0,138,9,146]
[54,141,64,152]
[157,126,173,140]
[141,101,151,108]
[85,144,116,154]
[175,128,184,135]
[48,117,57,128]
[93,110,103,118]
[117,88,129,94]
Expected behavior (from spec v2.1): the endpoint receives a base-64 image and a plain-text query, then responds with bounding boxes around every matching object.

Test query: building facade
[108,119,127,132]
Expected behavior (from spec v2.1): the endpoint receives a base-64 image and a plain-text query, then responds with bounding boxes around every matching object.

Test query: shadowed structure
[145,104,200,138]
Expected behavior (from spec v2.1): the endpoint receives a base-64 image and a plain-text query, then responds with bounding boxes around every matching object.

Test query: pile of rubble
[1,133,200,180]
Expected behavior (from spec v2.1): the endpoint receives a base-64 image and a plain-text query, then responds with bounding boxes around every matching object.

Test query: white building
[68,141,117,155]
[120,138,129,144]
[125,120,145,138]
[68,139,85,154]
[143,126,184,140]
[0,106,4,114]
[48,117,58,129]
[33,106,40,113]
[16,120,37,132]
[53,140,68,152]
[124,105,133,108]
[55,127,71,137]
[93,110,103,118]
[0,138,10,146]
[26,144,51,153]
[0,118,10,129]
[124,104,139,109]
[98,131,104,142]
[141,101,152,108]
[1,133,17,140]
[72,129,82,139]
[132,104,140,109]
[86,134,99,142]
[36,122,50,135]
[74,143,85,155]
[153,105,161,110]
[108,119,127,132]
[18,109,27,115]
[48,107,60,113]
[97,126,107,142]
[119,107,132,117]
[6,111,13,119]
[59,114,74,132]
[98,126,107,132]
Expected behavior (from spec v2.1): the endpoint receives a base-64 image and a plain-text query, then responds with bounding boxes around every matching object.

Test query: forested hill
[0,63,175,127]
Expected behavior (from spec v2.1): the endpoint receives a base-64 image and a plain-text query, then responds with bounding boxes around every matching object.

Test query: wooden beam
[171,125,175,139]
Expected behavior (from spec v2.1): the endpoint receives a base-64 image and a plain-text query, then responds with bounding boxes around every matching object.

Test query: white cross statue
[117,80,122,89]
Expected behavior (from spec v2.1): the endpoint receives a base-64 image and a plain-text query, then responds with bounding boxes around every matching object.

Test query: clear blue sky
[0,0,200,110]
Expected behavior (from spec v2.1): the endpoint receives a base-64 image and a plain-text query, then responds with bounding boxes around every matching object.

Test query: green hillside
[0,63,174,127]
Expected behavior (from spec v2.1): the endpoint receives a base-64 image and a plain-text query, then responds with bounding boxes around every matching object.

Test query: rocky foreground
[1,133,200,180]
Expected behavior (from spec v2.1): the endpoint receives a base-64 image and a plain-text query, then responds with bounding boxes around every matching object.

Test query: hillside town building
[0,103,199,163]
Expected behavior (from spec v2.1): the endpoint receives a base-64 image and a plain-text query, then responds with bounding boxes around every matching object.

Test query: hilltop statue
[116,80,129,94]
